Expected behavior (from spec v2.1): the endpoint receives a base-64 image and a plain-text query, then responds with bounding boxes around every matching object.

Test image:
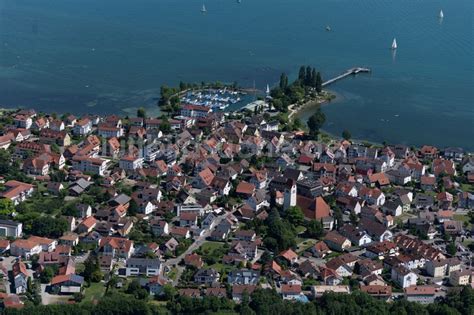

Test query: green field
[82,282,106,304]
[198,241,226,253]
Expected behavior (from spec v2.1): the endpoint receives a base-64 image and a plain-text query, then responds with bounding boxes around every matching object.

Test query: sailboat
[265,84,270,95]
[439,10,444,19]
[201,4,207,13]
[391,38,397,50]
[326,26,331,31]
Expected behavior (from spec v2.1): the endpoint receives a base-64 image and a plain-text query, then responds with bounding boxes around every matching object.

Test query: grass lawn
[295,239,317,254]
[167,267,178,280]
[295,226,306,235]
[198,241,225,253]
[82,282,106,304]
[208,263,235,274]
[148,300,167,307]
[197,241,228,267]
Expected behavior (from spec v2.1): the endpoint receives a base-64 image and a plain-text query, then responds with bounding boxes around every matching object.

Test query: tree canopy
[307,106,326,138]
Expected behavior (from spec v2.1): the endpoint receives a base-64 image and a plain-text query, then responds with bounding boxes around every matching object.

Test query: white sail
[391,38,397,50]
[201,4,206,12]
[439,10,444,18]
[266,84,270,94]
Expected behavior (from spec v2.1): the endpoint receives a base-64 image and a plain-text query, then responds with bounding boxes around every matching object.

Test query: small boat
[265,84,270,94]
[326,26,331,31]
[391,38,397,50]
[201,4,207,13]
[439,10,444,19]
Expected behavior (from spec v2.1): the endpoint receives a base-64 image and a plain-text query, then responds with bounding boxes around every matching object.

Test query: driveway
[40,284,70,305]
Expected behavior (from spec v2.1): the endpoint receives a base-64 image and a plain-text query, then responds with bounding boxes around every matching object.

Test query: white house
[125,258,162,277]
[180,104,211,118]
[391,266,418,288]
[72,156,108,176]
[73,118,92,135]
[10,239,42,259]
[0,220,22,238]
[119,156,144,171]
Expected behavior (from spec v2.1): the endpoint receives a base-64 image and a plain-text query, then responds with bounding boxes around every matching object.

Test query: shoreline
[288,89,339,120]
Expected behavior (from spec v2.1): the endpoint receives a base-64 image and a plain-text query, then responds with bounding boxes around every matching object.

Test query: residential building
[126,258,162,277]
[0,180,34,205]
[0,220,22,238]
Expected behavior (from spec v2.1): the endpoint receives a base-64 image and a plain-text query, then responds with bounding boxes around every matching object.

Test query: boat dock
[322,67,371,87]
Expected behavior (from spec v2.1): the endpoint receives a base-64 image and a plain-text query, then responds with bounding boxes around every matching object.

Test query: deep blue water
[0,0,472,149]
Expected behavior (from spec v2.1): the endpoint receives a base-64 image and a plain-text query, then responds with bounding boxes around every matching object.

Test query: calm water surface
[0,0,472,149]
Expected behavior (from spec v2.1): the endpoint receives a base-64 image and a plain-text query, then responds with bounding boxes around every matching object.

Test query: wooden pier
[322,67,371,87]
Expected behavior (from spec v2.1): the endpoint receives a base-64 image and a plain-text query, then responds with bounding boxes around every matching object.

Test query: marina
[180,88,246,111]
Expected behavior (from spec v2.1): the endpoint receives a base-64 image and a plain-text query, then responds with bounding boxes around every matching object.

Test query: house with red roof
[194,167,215,188]
[0,180,34,205]
[236,181,256,197]
[279,249,299,265]
[12,259,29,294]
[99,237,134,258]
[76,216,97,234]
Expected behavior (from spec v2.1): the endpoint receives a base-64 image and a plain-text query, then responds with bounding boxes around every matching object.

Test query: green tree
[127,279,149,300]
[137,107,147,119]
[342,129,352,141]
[0,149,11,175]
[163,284,177,302]
[264,209,296,252]
[298,66,306,82]
[311,68,318,88]
[315,72,323,93]
[83,256,102,283]
[306,219,324,239]
[128,199,139,217]
[159,116,171,133]
[292,117,303,131]
[285,206,305,227]
[349,210,358,225]
[279,73,288,90]
[0,199,15,216]
[333,206,344,229]
[307,106,326,138]
[40,266,56,283]
[446,241,457,256]
[29,217,68,238]
[305,66,312,86]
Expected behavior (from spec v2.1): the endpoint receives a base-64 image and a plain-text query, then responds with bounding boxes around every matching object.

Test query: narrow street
[162,213,227,286]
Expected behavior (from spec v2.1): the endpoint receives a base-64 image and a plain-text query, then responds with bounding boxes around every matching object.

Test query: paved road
[162,213,227,285]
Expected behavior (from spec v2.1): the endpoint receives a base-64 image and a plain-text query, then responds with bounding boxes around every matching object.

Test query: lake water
[0,0,472,149]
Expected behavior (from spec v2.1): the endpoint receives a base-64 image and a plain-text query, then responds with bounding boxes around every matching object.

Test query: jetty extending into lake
[322,67,371,87]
